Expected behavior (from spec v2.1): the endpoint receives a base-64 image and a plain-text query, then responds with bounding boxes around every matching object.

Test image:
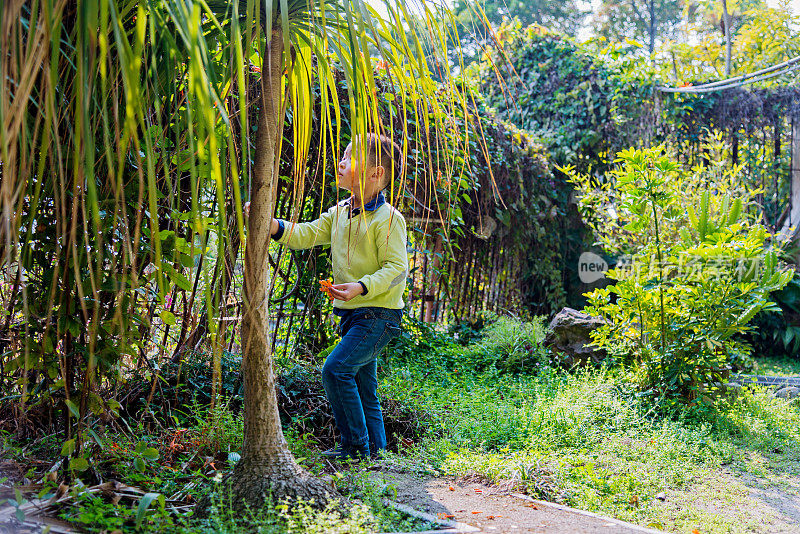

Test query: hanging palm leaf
[1,0,490,510]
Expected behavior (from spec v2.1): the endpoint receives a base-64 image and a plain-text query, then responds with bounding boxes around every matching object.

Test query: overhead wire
[658,55,800,93]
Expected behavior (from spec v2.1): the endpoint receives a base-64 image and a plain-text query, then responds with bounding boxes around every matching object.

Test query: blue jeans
[322,307,402,457]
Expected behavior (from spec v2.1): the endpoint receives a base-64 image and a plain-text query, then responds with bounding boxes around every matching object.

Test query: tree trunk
[722,0,732,76]
[648,0,656,56]
[204,29,338,513]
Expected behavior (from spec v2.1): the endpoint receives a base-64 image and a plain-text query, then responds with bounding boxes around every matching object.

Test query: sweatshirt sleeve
[358,212,409,296]
[276,207,336,249]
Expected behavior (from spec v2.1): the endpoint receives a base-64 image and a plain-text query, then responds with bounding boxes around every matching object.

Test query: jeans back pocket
[373,321,401,357]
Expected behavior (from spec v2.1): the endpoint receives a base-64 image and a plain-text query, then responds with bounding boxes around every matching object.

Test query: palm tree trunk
[209,29,338,512]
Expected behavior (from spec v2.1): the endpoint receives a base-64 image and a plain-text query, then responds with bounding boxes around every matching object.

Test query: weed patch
[381,328,800,534]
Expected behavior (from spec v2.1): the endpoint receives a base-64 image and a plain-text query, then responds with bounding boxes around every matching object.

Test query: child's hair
[359,133,403,188]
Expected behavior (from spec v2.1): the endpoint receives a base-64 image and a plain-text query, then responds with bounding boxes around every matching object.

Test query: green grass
[380,338,800,534]
[8,316,800,533]
[26,430,427,533]
[752,356,800,376]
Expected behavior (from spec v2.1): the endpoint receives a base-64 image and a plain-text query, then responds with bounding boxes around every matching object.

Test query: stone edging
[510,493,667,534]
[377,499,481,534]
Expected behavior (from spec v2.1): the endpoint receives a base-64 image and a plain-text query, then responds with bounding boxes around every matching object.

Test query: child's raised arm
[272,206,336,250]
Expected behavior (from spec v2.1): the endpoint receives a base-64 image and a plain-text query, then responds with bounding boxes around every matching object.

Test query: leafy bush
[467,316,550,373]
[447,312,492,345]
[567,146,792,408]
[388,314,550,374]
[386,314,460,363]
[472,23,655,173]
[118,349,244,424]
[748,271,800,358]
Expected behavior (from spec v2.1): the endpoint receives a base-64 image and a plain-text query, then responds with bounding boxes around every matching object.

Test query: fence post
[780,117,800,257]
[424,233,443,322]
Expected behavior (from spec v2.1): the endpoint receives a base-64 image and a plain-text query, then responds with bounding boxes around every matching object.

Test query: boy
[249,134,408,460]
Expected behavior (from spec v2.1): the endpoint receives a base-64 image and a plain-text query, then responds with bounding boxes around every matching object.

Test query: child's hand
[328,282,364,302]
[244,203,280,236]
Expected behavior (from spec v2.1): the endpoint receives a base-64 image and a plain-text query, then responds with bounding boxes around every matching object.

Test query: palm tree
[2,0,477,512]
[211,0,474,509]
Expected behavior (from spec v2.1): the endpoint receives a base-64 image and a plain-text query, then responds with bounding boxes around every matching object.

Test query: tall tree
[210,0,478,509]
[451,0,587,64]
[453,0,586,31]
[592,0,688,54]
[663,1,800,82]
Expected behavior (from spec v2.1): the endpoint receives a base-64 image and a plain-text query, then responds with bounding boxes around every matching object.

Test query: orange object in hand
[318,279,334,300]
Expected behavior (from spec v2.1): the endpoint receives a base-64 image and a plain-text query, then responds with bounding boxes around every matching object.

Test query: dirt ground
[369,466,663,534]
[5,458,800,533]
[731,465,800,534]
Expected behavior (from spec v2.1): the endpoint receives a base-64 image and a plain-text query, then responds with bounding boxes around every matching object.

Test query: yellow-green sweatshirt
[273,192,408,311]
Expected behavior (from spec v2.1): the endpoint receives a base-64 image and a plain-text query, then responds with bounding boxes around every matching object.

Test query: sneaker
[321,445,350,459]
[369,448,387,461]
[321,444,369,460]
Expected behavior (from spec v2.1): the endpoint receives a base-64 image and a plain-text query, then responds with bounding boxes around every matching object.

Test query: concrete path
[373,469,666,534]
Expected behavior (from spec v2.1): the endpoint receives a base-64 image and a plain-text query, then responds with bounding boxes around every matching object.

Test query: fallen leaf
[692,530,701,534]
[449,486,455,491]
[471,511,483,514]
[525,503,538,509]
[474,488,483,493]
[437,512,455,519]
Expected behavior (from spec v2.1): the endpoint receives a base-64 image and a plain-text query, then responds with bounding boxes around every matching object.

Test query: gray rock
[774,386,800,399]
[544,307,608,366]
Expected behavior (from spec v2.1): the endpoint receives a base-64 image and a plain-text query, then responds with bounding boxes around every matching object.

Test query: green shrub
[567,146,792,409]
[466,316,550,373]
[386,314,458,363]
[387,314,550,374]
[748,270,800,358]
[472,24,655,173]
[447,312,492,345]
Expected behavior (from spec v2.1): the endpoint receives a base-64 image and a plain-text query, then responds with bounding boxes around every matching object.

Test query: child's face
[337,142,381,194]
[337,142,361,193]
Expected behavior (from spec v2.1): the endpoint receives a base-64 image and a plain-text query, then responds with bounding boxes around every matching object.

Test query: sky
[767,0,800,12]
